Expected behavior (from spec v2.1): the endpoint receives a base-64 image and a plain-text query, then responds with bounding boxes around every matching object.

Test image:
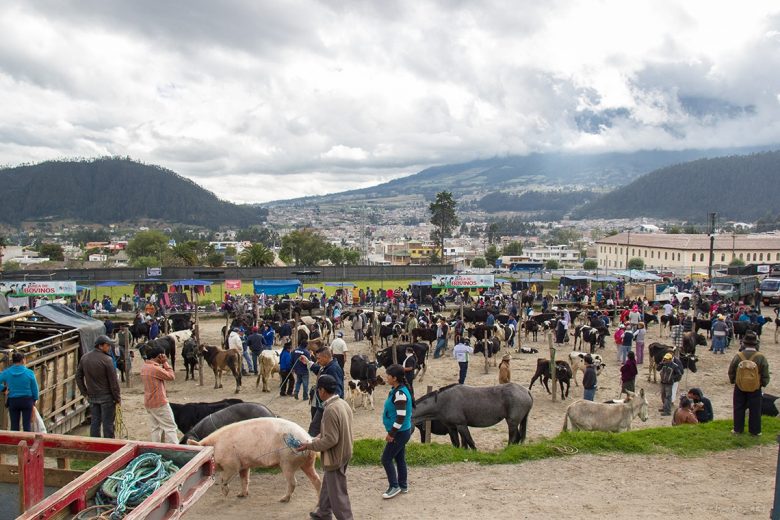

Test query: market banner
[225,279,242,290]
[432,274,495,289]
[0,281,78,297]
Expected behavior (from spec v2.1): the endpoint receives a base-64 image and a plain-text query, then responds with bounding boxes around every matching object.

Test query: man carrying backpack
[728,331,770,436]
[657,353,681,416]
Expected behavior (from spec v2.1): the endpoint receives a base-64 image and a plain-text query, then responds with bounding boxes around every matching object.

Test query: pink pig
[189,417,321,502]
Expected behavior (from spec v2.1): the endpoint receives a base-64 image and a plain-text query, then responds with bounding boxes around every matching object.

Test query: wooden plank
[0,464,83,487]
[0,444,109,461]
[19,436,45,513]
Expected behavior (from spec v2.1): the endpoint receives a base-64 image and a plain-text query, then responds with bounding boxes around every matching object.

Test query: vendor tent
[170,280,213,287]
[591,276,620,282]
[96,281,127,287]
[324,282,355,287]
[253,279,302,296]
[34,303,105,354]
[612,270,661,281]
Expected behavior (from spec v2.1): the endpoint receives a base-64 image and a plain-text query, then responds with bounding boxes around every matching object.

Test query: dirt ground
[114,311,780,518]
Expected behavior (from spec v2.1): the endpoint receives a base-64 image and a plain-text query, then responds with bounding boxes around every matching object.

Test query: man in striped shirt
[140,345,178,443]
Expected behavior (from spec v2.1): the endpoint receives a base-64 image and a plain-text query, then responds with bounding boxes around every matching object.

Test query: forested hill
[0,158,266,227]
[572,151,780,221]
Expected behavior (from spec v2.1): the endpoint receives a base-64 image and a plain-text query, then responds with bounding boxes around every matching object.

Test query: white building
[524,245,580,265]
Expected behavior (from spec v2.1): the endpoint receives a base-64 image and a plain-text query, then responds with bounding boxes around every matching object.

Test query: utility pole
[708,212,717,280]
[624,230,631,270]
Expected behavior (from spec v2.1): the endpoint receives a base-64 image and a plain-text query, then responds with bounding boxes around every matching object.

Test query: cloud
[0,1,779,202]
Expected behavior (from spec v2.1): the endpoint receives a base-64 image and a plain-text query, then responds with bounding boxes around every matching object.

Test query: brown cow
[202,345,242,393]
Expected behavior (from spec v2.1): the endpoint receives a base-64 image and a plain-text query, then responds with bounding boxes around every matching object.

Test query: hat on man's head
[663,353,673,361]
[317,374,338,393]
[337,331,344,337]
[717,314,724,320]
[743,331,759,348]
[94,334,116,347]
[583,354,593,364]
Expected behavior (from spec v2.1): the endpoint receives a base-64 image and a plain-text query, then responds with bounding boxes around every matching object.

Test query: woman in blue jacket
[0,352,40,431]
[381,364,413,500]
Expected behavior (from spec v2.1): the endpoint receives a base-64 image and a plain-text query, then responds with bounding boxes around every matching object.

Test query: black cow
[462,309,490,323]
[138,336,177,371]
[732,321,764,339]
[573,325,608,353]
[411,327,437,347]
[180,402,275,444]
[129,321,149,345]
[529,358,572,399]
[643,312,659,325]
[169,398,243,435]
[762,393,779,417]
[473,337,501,358]
[378,323,402,348]
[647,343,698,383]
[414,419,467,446]
[694,319,713,338]
[530,313,557,325]
[170,313,193,332]
[350,354,378,382]
[522,320,540,341]
[660,314,679,333]
[376,343,427,380]
[182,338,199,381]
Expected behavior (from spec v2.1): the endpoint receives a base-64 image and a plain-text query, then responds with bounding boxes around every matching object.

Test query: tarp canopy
[96,281,127,287]
[561,275,592,284]
[496,278,511,283]
[302,288,323,293]
[324,282,355,287]
[510,277,546,283]
[253,279,301,295]
[592,276,620,282]
[34,303,106,354]
[612,270,662,281]
[410,281,432,286]
[170,279,214,286]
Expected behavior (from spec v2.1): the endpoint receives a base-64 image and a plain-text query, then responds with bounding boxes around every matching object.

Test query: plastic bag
[32,407,47,433]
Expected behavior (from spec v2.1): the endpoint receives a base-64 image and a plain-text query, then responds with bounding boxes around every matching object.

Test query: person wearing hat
[402,345,417,400]
[498,353,512,384]
[139,345,178,443]
[296,374,354,519]
[656,352,681,416]
[728,331,769,436]
[76,335,121,438]
[227,327,249,376]
[711,314,728,354]
[330,331,349,370]
[582,355,598,401]
[0,352,39,431]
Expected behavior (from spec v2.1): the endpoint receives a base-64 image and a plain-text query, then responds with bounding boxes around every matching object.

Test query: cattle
[733,320,764,339]
[256,350,280,392]
[129,320,149,345]
[414,419,465,446]
[694,318,713,337]
[138,330,192,372]
[643,312,659,326]
[461,308,490,323]
[347,376,386,411]
[522,320,540,342]
[517,346,539,354]
[492,324,514,348]
[563,389,649,432]
[529,358,572,399]
[762,393,780,417]
[350,354,378,382]
[472,337,501,367]
[202,345,243,393]
[376,343,428,381]
[646,343,699,383]
[180,402,275,444]
[188,418,321,501]
[573,325,608,353]
[660,315,679,336]
[569,352,605,386]
[169,398,244,435]
[411,327,437,347]
[181,338,199,381]
[529,313,557,325]
[169,313,194,332]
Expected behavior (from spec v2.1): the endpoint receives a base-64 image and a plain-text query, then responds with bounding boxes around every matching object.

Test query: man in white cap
[330,331,348,370]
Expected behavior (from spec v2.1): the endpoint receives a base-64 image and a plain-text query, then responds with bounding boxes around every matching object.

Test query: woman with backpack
[728,332,770,436]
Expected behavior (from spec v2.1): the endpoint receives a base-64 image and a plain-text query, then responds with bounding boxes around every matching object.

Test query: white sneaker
[383,486,401,499]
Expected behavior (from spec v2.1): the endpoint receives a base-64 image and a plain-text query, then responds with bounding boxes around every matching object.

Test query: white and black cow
[529,358,572,399]
[569,351,606,386]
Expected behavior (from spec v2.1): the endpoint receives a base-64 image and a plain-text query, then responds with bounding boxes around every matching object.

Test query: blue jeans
[250,351,261,373]
[382,428,412,489]
[294,371,309,399]
[583,387,596,401]
[90,399,116,438]
[433,338,446,358]
[619,345,630,364]
[242,346,252,373]
[458,361,468,384]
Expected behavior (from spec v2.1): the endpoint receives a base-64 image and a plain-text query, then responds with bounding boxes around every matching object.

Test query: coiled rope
[94,452,179,519]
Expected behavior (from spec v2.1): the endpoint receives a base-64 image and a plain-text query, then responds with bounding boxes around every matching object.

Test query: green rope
[95,452,179,520]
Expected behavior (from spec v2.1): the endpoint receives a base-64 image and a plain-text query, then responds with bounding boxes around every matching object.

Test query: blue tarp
[611,270,662,281]
[410,281,433,286]
[592,276,620,282]
[171,279,213,286]
[253,279,301,295]
[324,282,355,287]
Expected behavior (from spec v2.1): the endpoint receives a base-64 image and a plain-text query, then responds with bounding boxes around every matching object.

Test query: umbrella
[96,281,127,287]
[170,279,213,286]
[324,282,355,287]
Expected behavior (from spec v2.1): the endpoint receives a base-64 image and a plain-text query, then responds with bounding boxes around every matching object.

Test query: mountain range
[0,158,266,228]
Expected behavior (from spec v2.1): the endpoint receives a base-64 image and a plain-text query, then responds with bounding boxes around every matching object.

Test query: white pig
[189,417,321,502]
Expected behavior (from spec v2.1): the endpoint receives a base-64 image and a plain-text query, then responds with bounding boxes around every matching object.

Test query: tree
[429,191,459,258]
[127,231,169,262]
[545,259,560,270]
[546,228,582,246]
[206,251,225,267]
[235,226,280,247]
[2,260,21,272]
[343,249,361,265]
[627,257,645,269]
[471,257,487,268]
[729,257,746,267]
[583,259,598,270]
[224,246,238,258]
[131,256,160,269]
[486,223,499,244]
[38,243,64,261]
[170,241,200,266]
[485,244,500,267]
[279,229,330,266]
[428,251,441,264]
[239,244,275,267]
[503,241,523,256]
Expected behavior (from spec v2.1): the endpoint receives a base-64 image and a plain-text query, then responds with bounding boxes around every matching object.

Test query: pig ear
[187,439,201,446]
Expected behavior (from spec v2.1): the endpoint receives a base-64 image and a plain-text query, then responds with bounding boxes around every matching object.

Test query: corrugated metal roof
[596,233,780,250]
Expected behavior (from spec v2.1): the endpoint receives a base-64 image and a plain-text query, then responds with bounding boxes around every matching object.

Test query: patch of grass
[349,418,780,466]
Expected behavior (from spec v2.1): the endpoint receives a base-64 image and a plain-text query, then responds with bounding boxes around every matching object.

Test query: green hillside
[0,158,266,228]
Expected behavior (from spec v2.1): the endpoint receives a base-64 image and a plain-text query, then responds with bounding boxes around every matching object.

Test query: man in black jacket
[76,335,121,438]
[582,355,597,401]
[305,346,344,436]
[687,387,714,423]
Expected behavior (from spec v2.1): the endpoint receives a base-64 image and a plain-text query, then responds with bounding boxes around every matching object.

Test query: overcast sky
[1,1,779,203]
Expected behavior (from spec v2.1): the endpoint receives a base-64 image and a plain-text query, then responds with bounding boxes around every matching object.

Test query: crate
[0,431,214,519]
